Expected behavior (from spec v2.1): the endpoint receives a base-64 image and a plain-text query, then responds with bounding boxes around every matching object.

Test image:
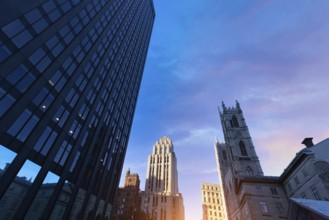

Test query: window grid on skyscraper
[0,0,155,219]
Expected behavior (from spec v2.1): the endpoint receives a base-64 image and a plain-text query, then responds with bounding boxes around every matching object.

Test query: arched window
[239,140,248,156]
[232,115,239,127]
[246,166,253,175]
[222,150,227,160]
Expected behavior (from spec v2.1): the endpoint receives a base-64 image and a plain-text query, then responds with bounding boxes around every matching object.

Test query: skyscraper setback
[0,0,155,219]
[141,137,185,220]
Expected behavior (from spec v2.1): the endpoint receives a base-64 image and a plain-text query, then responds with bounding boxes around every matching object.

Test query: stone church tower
[216,101,289,220]
[219,100,263,177]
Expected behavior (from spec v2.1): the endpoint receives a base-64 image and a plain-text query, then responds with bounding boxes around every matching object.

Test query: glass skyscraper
[0,0,154,219]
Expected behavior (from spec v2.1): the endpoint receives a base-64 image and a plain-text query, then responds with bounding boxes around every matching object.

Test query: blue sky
[121,0,329,219]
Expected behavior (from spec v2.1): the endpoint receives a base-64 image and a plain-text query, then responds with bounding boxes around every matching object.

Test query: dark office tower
[0,0,155,219]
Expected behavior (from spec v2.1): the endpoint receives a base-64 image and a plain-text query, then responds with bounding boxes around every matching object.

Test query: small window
[276,202,284,214]
[259,201,269,215]
[302,168,309,177]
[294,176,300,185]
[311,185,321,200]
[246,166,253,175]
[270,187,278,195]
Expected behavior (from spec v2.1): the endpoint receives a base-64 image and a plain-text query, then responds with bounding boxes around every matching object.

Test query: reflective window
[50,181,74,219]
[42,1,56,13]
[12,30,33,47]
[36,56,51,72]
[40,131,57,156]
[59,25,70,37]
[0,44,11,62]
[0,89,15,116]
[6,65,28,85]
[0,145,17,171]
[25,172,60,219]
[58,110,69,127]
[34,127,52,152]
[54,141,72,166]
[25,9,42,24]
[0,160,41,219]
[8,109,32,137]
[29,48,45,65]
[17,115,39,141]
[32,18,48,33]
[48,9,61,22]
[52,43,64,56]
[16,73,35,92]
[46,35,59,49]
[33,88,48,106]
[69,151,80,172]
[55,75,66,91]
[2,19,25,38]
[41,93,55,111]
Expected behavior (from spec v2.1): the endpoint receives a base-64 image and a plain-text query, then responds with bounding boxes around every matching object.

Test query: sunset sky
[121,0,329,219]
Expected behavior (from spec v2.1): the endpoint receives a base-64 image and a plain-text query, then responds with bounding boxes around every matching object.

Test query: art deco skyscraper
[0,0,155,219]
[141,137,185,220]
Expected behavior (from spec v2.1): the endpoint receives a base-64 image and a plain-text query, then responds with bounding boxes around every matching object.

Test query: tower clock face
[235,131,242,138]
[128,178,133,183]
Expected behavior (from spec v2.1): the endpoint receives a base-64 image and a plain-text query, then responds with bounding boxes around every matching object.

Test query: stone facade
[201,183,227,220]
[280,138,329,202]
[216,101,289,220]
[215,101,329,220]
[112,170,140,219]
[141,137,185,220]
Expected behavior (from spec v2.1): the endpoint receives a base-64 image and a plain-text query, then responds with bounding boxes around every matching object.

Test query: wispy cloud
[124,0,329,219]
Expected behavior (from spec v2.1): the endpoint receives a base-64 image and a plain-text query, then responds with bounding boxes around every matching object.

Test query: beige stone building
[141,137,185,220]
[215,101,329,220]
[201,183,227,220]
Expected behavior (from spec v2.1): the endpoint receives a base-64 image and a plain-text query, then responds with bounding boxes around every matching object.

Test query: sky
[121,0,329,220]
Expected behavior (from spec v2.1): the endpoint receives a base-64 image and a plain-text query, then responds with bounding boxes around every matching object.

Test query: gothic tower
[219,101,263,177]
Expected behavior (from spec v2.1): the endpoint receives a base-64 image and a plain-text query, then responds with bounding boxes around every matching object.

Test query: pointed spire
[236,100,240,109]
[222,101,227,112]
[215,136,219,144]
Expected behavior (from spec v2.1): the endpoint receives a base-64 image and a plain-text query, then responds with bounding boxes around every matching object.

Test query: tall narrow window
[239,141,248,156]
[260,201,269,215]
[222,150,227,160]
[311,185,321,200]
[232,115,239,127]
[246,166,253,175]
